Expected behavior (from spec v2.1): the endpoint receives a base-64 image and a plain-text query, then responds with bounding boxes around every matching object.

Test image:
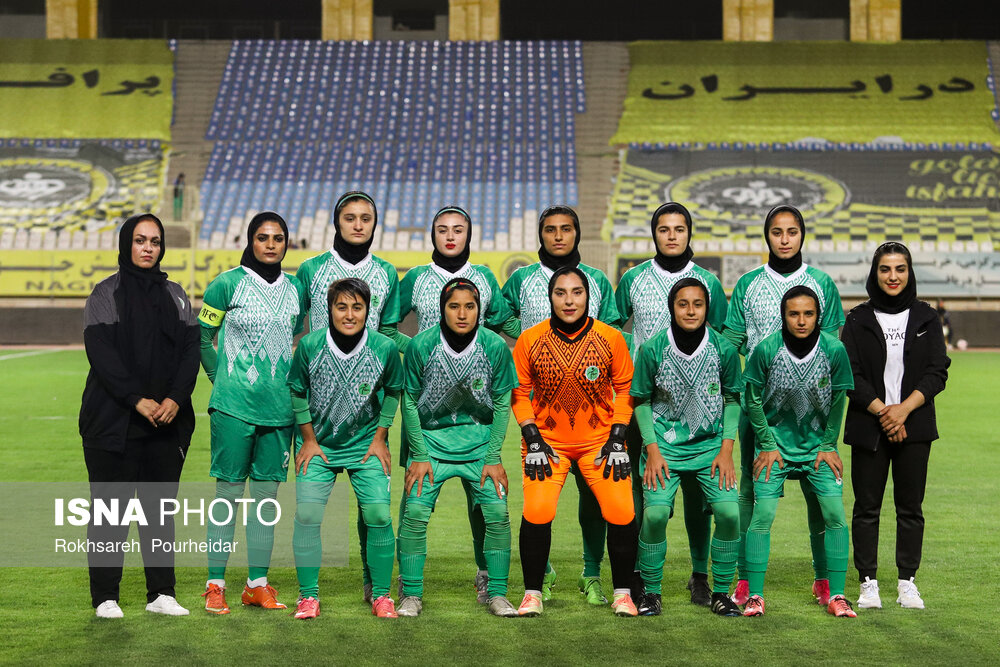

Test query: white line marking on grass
[28,416,69,420]
[0,350,62,362]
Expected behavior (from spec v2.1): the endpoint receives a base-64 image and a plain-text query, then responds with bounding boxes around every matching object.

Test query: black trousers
[850,439,931,582]
[84,434,185,607]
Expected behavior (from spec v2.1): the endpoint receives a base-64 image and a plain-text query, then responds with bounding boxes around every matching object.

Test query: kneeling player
[631,278,743,617]
[287,278,403,619]
[396,278,519,617]
[742,286,856,618]
[512,267,638,617]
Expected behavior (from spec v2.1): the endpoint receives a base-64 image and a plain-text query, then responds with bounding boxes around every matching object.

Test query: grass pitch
[0,348,997,665]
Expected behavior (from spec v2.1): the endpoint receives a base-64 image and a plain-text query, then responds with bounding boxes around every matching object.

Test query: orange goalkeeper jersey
[512,318,634,449]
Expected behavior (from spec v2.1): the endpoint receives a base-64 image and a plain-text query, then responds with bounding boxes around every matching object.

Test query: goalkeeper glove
[594,423,630,481]
[522,423,559,481]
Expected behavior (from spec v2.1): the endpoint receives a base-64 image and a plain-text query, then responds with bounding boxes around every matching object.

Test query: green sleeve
[398,268,417,321]
[722,394,740,441]
[482,268,514,328]
[819,272,846,333]
[634,397,657,446]
[820,390,847,452]
[199,325,218,383]
[486,391,511,465]
[292,396,312,425]
[828,340,855,391]
[719,338,744,395]
[292,274,308,335]
[614,270,634,329]
[402,391,428,462]
[295,257,316,318]
[707,274,729,332]
[378,260,401,327]
[593,270,621,327]
[379,389,400,428]
[723,277,748,354]
[501,269,522,317]
[628,339,657,400]
[744,384,776,451]
[498,314,522,340]
[379,322,410,353]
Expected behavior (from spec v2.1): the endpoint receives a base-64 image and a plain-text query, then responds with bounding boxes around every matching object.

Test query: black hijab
[764,205,805,275]
[651,202,694,273]
[548,266,591,336]
[431,206,472,274]
[537,205,582,272]
[333,191,378,265]
[240,211,288,284]
[115,214,181,416]
[440,277,480,353]
[866,241,917,315]
[668,277,708,356]
[327,277,370,354]
[780,285,821,359]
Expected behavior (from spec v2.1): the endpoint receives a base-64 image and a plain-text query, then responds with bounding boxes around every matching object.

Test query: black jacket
[79,273,200,453]
[840,299,949,450]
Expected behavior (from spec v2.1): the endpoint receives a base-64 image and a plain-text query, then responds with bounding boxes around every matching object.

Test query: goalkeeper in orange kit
[512,266,639,617]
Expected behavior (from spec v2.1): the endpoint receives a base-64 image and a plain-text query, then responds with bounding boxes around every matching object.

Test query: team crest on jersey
[371,294,380,310]
[818,376,830,388]
[584,365,601,381]
[707,381,720,396]
[358,382,372,396]
[472,377,485,391]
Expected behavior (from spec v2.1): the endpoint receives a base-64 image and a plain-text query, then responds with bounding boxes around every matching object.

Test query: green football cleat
[577,574,608,605]
[541,565,557,602]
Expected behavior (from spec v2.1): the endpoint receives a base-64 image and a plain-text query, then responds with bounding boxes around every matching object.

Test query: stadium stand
[197,40,584,252]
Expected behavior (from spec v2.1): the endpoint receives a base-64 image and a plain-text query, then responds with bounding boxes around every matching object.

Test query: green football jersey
[287,328,404,466]
[742,331,854,462]
[616,259,729,357]
[501,261,619,331]
[631,328,742,470]
[199,267,306,426]
[399,262,513,333]
[403,326,518,462]
[295,249,399,333]
[725,263,844,358]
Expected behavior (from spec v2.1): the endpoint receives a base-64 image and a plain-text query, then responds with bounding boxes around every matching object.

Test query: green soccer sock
[357,505,371,587]
[638,505,670,594]
[463,481,488,572]
[745,497,779,597]
[246,479,279,582]
[396,490,409,563]
[207,480,245,581]
[736,470,755,579]
[361,505,395,599]
[293,503,325,599]
[804,488,829,580]
[709,501,740,594]
[398,502,431,598]
[481,503,511,597]
[572,466,605,577]
[816,494,850,596]
[681,480,711,575]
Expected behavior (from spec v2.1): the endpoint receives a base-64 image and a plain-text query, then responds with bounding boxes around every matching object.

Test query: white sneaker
[857,577,882,609]
[95,600,123,618]
[145,594,190,616]
[897,578,925,609]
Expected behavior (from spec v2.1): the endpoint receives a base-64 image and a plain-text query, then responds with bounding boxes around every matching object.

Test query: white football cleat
[146,594,190,616]
[897,578,924,609]
[95,600,123,618]
[857,577,882,609]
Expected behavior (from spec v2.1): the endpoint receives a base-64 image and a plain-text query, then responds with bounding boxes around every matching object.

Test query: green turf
[0,349,997,665]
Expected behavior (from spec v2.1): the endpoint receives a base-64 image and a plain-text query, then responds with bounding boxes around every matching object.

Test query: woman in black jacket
[80,213,200,618]
[840,241,949,611]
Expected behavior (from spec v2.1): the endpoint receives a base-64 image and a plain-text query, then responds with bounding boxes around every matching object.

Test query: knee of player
[402,500,433,526]
[294,502,326,527]
[746,498,779,531]
[709,501,740,533]
[359,503,392,528]
[479,502,510,526]
[523,502,557,525]
[642,504,672,532]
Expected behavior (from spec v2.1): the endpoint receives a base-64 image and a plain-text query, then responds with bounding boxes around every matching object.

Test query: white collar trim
[667,326,709,360]
[326,327,369,360]
[430,262,472,279]
[652,259,694,278]
[241,265,285,287]
[764,263,808,282]
[439,329,479,359]
[330,248,373,269]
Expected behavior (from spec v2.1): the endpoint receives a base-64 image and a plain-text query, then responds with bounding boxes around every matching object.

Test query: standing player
[296,191,403,600]
[616,202,729,606]
[631,278,744,617]
[741,286,855,618]
[724,205,845,607]
[198,212,306,614]
[396,278,519,617]
[502,205,620,604]
[397,206,517,603]
[287,278,403,619]
[512,267,638,617]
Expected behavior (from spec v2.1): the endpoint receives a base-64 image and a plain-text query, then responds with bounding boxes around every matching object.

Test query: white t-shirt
[874,309,910,405]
